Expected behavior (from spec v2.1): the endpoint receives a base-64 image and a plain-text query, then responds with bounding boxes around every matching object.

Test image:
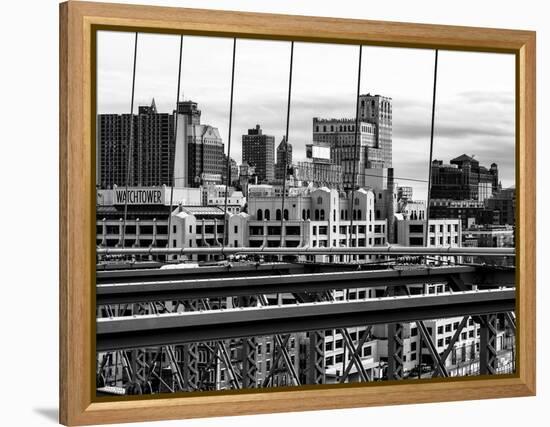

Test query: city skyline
[97,31,516,201]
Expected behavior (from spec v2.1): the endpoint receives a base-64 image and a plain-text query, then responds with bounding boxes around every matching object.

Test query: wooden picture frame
[59,1,536,425]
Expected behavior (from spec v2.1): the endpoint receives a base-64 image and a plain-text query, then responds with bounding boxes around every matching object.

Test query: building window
[257,209,263,220]
[315,209,320,220]
[276,209,282,220]
[283,209,289,220]
[265,209,270,220]
[173,225,177,234]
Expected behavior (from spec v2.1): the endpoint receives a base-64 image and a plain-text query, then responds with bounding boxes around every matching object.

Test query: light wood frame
[59,1,536,425]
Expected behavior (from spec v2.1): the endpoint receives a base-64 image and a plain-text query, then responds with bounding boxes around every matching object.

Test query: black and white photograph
[94,31,516,397]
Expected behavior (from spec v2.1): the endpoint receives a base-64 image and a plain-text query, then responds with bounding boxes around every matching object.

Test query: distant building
[275,137,293,181]
[485,186,515,225]
[429,198,495,229]
[97,100,225,190]
[396,218,461,248]
[358,93,393,169]
[221,155,239,186]
[174,101,225,188]
[96,186,201,252]
[169,206,249,262]
[397,186,413,201]
[398,199,426,221]
[201,184,246,215]
[238,162,258,195]
[97,99,175,189]
[430,155,499,202]
[247,186,387,263]
[242,125,275,183]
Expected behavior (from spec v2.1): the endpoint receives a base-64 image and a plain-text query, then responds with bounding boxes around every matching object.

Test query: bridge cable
[279,41,294,248]
[222,38,237,258]
[348,45,363,258]
[121,32,139,249]
[423,49,439,251]
[167,35,184,255]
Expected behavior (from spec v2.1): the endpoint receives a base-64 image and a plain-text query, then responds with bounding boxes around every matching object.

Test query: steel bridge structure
[95,246,515,396]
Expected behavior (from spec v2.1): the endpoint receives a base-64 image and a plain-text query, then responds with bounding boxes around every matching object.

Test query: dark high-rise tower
[97,99,175,189]
[275,136,293,181]
[430,155,499,201]
[241,124,275,183]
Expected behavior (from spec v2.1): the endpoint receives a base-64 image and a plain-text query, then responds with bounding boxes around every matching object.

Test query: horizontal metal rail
[96,262,304,284]
[97,266,515,305]
[96,245,515,257]
[96,289,515,351]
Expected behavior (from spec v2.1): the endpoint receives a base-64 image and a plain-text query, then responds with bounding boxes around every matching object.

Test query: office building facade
[242,125,275,183]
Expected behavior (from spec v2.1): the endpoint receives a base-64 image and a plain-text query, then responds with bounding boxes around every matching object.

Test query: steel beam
[97,289,515,351]
[97,266,516,305]
[479,314,498,374]
[97,263,303,284]
[98,245,515,257]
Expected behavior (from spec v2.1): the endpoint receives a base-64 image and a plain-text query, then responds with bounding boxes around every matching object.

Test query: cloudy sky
[97,31,515,201]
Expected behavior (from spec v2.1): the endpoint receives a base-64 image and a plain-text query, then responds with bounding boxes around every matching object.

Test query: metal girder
[339,329,371,382]
[97,266,516,306]
[480,314,498,374]
[262,334,291,388]
[387,322,404,380]
[257,295,300,387]
[240,337,257,388]
[98,245,515,257]
[435,316,469,376]
[307,331,325,385]
[416,321,449,378]
[97,289,515,352]
[97,263,302,284]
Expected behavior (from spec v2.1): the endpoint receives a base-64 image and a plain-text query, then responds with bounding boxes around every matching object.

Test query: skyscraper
[275,136,293,181]
[359,93,393,169]
[174,101,225,188]
[97,99,225,190]
[242,124,275,183]
[97,99,175,189]
[312,94,393,190]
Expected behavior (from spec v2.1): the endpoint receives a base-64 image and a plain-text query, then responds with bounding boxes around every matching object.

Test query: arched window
[369,210,372,221]
[340,209,344,219]
[317,196,323,204]
[302,209,306,220]
[307,209,311,219]
[315,209,320,220]
[257,209,263,220]
[276,209,282,220]
[283,209,289,220]
[333,210,336,221]
[345,210,349,220]
[264,209,270,220]
[320,209,325,220]
[357,209,362,220]
[353,210,357,220]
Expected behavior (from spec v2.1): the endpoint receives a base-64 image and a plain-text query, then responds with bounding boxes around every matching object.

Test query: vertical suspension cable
[348,45,363,258]
[167,35,184,251]
[121,32,139,249]
[424,49,439,249]
[279,41,294,248]
[222,38,237,256]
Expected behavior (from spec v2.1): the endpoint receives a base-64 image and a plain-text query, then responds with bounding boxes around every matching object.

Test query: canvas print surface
[94,31,516,397]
